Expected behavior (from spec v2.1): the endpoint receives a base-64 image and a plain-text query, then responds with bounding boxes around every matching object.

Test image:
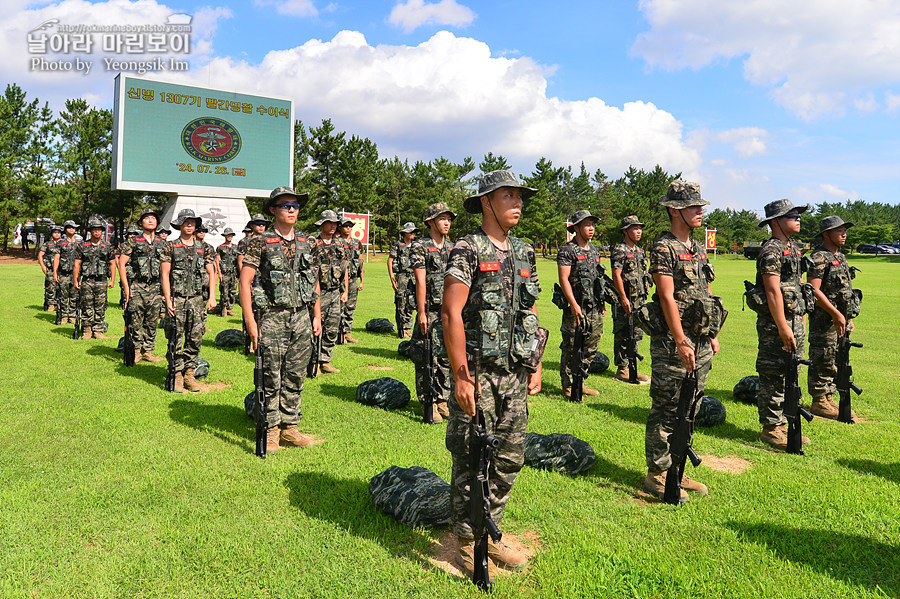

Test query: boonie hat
[758,199,808,228]
[222,227,235,236]
[400,221,419,234]
[248,213,269,225]
[464,170,536,214]
[63,220,78,229]
[266,186,309,213]
[620,215,645,230]
[138,208,159,222]
[315,210,341,226]
[818,215,854,235]
[87,217,105,229]
[171,208,201,229]
[567,210,599,232]
[48,223,63,232]
[425,202,456,223]
[659,180,709,209]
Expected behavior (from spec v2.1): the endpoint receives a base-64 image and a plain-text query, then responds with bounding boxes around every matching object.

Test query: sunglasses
[781,213,802,221]
[275,203,301,211]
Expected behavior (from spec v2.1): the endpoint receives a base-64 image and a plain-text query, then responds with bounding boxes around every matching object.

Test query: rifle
[469,356,501,592]
[307,308,321,378]
[626,313,644,384]
[836,333,862,424]
[422,322,434,424]
[73,305,83,340]
[663,370,702,505]
[123,300,136,366]
[254,340,270,459]
[784,350,814,455]
[569,323,588,403]
[337,310,345,345]
[242,319,251,355]
[165,318,178,392]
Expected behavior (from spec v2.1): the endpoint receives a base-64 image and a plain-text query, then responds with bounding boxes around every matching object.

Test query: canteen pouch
[520,326,549,373]
[634,301,667,337]
[743,280,767,314]
[510,311,539,367]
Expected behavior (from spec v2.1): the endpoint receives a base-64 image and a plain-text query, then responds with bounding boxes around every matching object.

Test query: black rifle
[626,313,644,384]
[422,323,434,424]
[73,305,83,340]
[337,310,345,345]
[307,309,321,379]
[569,323,589,403]
[836,333,863,425]
[469,357,501,592]
[165,318,178,392]
[254,340,270,459]
[123,300,136,366]
[664,370,702,505]
[243,319,251,355]
[785,350,814,455]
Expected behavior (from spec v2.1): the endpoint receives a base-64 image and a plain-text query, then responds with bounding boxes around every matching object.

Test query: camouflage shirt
[313,235,347,291]
[649,232,713,314]
[216,242,238,273]
[557,240,604,309]
[56,237,82,273]
[77,241,114,279]
[390,241,414,275]
[808,245,856,318]
[39,239,59,269]
[236,235,252,256]
[341,236,363,279]
[410,235,454,310]
[119,234,166,282]
[611,241,649,302]
[446,232,540,304]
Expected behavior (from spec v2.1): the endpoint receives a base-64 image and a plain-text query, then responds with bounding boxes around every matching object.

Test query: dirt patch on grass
[700,455,754,474]
[427,529,540,580]
[367,365,394,371]
[0,252,37,264]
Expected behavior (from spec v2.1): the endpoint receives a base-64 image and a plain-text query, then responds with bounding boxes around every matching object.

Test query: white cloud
[388,0,475,33]
[820,183,860,200]
[632,0,900,120]
[716,127,768,158]
[886,92,900,112]
[854,93,879,112]
[254,0,318,18]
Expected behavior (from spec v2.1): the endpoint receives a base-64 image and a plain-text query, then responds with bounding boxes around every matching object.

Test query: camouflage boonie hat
[314,210,341,226]
[758,198,808,228]
[818,215,854,234]
[248,213,269,225]
[464,170,537,214]
[620,215,645,230]
[340,215,354,227]
[222,227,235,236]
[242,226,251,233]
[425,202,456,223]
[265,186,309,213]
[63,220,78,229]
[400,221,419,234]
[196,224,208,233]
[138,208,159,222]
[567,210,599,232]
[127,224,140,235]
[659,180,709,209]
[156,226,170,235]
[48,222,63,232]
[171,208,201,229]
[87,217,105,229]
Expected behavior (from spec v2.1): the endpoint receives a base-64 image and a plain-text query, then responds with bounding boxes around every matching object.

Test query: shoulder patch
[479,262,501,272]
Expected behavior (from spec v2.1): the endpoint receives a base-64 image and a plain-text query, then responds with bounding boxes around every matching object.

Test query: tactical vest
[169,241,206,297]
[258,231,317,308]
[615,243,650,302]
[392,242,412,274]
[462,232,540,370]
[131,236,163,281]
[754,238,811,317]
[811,246,861,319]
[80,242,111,278]
[217,244,236,274]
[57,239,79,273]
[316,238,345,291]
[420,237,453,311]
[40,241,57,269]
[344,238,362,279]
[565,241,604,311]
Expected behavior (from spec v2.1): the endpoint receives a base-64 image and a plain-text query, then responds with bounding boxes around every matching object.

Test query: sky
[3,0,899,213]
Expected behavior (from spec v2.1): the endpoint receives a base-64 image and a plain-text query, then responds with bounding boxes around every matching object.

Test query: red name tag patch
[831,260,840,265]
[626,254,634,258]
[783,249,792,255]
[427,247,439,252]
[479,262,501,272]
[266,238,280,244]
[519,269,530,278]
[678,253,692,261]
[576,255,586,260]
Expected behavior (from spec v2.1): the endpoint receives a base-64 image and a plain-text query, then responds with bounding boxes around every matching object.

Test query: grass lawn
[0,253,897,598]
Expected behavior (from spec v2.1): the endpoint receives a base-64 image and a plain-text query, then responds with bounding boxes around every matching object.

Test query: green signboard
[112,74,293,197]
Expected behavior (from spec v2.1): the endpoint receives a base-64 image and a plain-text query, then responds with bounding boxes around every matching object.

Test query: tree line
[3,82,899,252]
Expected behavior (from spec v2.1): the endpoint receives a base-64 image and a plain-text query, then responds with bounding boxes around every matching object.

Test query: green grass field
[1,254,898,598]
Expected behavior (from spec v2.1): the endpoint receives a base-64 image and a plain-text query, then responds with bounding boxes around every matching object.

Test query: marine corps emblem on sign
[181,117,241,164]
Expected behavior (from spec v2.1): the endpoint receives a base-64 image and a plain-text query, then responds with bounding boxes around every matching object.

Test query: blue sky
[4,0,899,213]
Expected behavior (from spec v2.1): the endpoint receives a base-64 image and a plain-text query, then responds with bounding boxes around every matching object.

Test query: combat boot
[173,372,184,393]
[488,538,528,570]
[614,365,631,382]
[561,387,571,400]
[280,425,322,447]
[430,403,442,423]
[93,331,106,339]
[760,424,787,450]
[266,426,280,453]
[132,351,144,364]
[320,362,340,374]
[142,350,164,363]
[436,402,450,419]
[403,329,412,339]
[343,334,359,343]
[455,538,498,579]
[82,328,92,340]
[581,383,599,396]
[183,369,209,392]
[48,304,56,312]
[826,394,855,419]
[810,395,838,420]
[636,372,651,384]
[643,469,688,503]
[680,474,708,495]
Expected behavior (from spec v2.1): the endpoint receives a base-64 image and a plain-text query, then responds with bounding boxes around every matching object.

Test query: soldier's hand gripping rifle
[836,333,862,424]
[306,306,320,379]
[254,340,270,459]
[785,350,814,455]
[165,318,178,392]
[664,370,702,505]
[123,300,136,366]
[72,305,83,340]
[469,356,501,592]
[626,313,644,384]
[569,323,588,403]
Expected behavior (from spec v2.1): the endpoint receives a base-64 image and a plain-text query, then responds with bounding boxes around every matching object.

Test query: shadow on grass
[346,345,404,362]
[837,459,900,486]
[168,398,254,455]
[589,401,648,425]
[85,344,172,386]
[727,521,900,597]
[284,471,432,567]
[33,311,56,323]
[582,456,645,496]
[318,381,428,424]
[318,382,359,402]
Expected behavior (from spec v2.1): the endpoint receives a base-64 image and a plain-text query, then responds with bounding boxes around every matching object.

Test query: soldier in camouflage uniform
[73,218,116,339]
[37,223,62,311]
[241,187,323,452]
[410,202,455,423]
[195,224,216,331]
[53,220,81,324]
[388,223,419,337]
[312,210,348,374]
[643,181,721,502]
[119,208,166,362]
[160,209,217,393]
[237,216,267,276]
[338,216,364,343]
[557,210,606,399]
[216,227,238,316]
[754,198,810,450]
[807,216,860,419]
[611,215,651,384]
[116,225,139,307]
[443,170,542,575]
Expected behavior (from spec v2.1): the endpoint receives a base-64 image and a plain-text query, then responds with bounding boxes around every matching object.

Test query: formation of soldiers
[36,173,864,583]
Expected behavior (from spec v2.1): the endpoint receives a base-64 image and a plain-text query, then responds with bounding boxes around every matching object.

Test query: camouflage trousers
[394,274,415,333]
[219,272,236,311]
[411,311,451,408]
[807,314,838,398]
[318,287,341,363]
[57,273,78,319]
[43,271,57,309]
[612,303,645,367]
[559,308,603,390]
[169,295,206,373]
[446,362,528,540]
[646,334,712,471]
[756,314,805,426]
[341,276,359,334]
[130,281,161,352]
[259,307,313,427]
[80,277,109,332]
